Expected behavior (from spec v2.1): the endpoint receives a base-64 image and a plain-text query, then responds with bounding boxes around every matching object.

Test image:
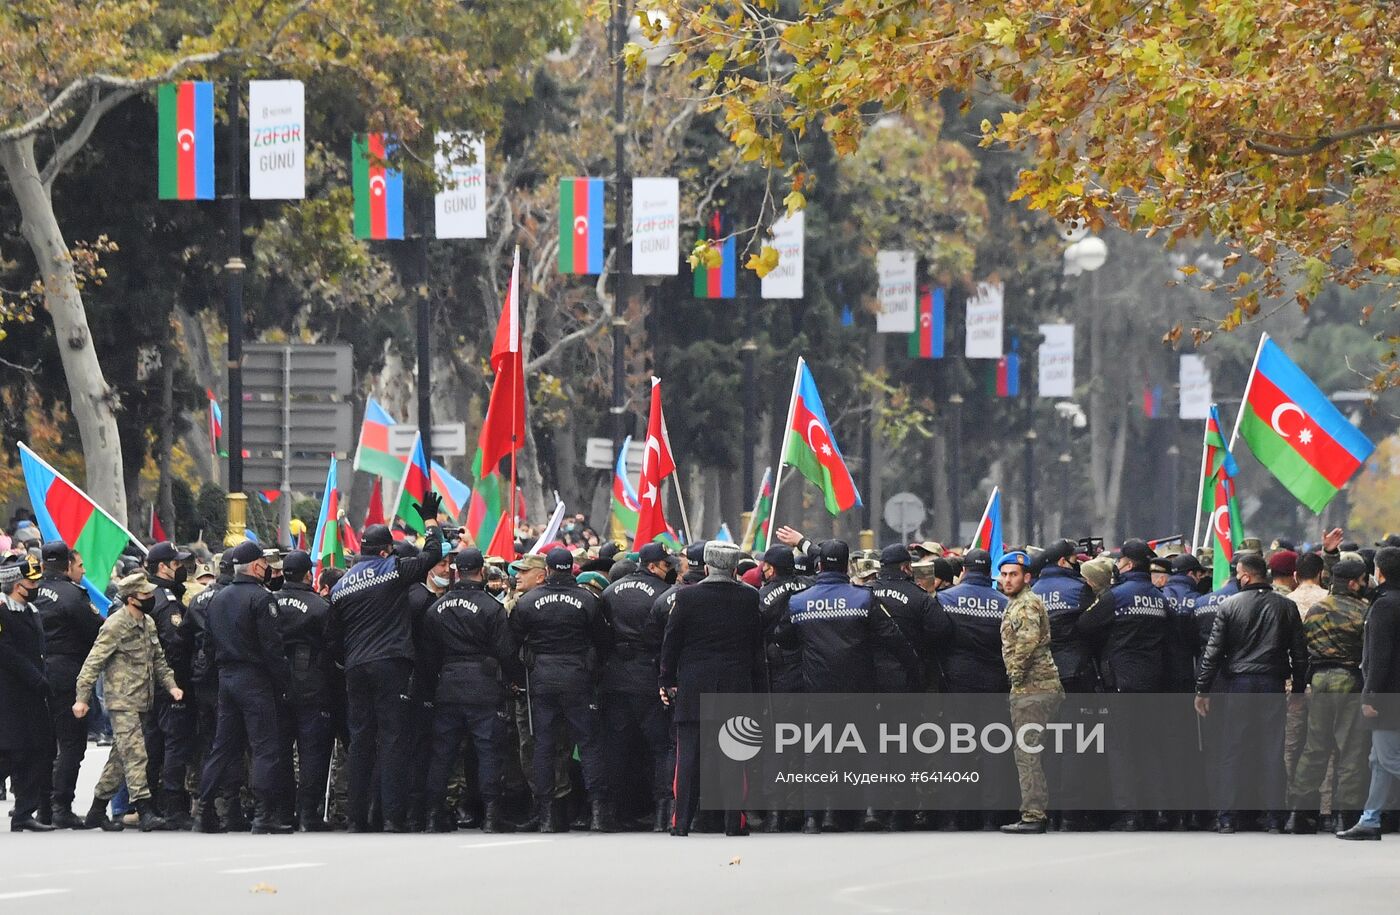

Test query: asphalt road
[0,749,1394,913]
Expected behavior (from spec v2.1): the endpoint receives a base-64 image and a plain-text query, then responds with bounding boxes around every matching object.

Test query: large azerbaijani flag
[908,287,945,359]
[1236,335,1375,512]
[18,443,138,611]
[558,178,605,274]
[309,456,343,583]
[157,81,214,200]
[352,133,405,240]
[780,358,861,515]
[969,486,1004,564]
[353,398,403,480]
[693,210,737,299]
[611,436,641,537]
[393,433,432,535]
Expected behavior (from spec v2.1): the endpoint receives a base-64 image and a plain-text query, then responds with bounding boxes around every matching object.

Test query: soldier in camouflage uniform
[997,551,1064,834]
[1285,558,1371,833]
[73,572,184,832]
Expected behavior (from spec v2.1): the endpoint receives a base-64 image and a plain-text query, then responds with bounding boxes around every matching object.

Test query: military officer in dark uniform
[0,555,56,831]
[659,541,764,837]
[195,541,294,834]
[33,542,100,828]
[510,547,612,832]
[186,552,245,827]
[402,543,450,830]
[422,548,523,833]
[598,542,675,831]
[271,550,335,830]
[326,492,444,833]
[143,540,196,828]
[869,544,947,693]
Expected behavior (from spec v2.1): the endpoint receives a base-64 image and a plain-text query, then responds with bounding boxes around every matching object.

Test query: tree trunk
[157,341,176,541]
[174,305,220,483]
[0,135,128,519]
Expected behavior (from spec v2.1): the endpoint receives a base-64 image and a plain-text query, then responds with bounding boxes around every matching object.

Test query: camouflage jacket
[1300,589,1367,668]
[1001,590,1062,695]
[75,608,178,712]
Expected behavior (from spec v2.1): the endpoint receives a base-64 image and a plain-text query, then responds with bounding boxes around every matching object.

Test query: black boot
[193,801,224,833]
[426,807,457,833]
[652,799,673,834]
[455,802,481,830]
[10,814,56,832]
[51,805,91,830]
[1285,811,1318,834]
[84,797,122,831]
[162,789,193,831]
[1000,818,1048,834]
[221,796,251,832]
[861,808,888,832]
[762,809,784,833]
[36,801,52,826]
[801,815,821,834]
[481,800,508,833]
[134,798,171,832]
[589,798,615,833]
[820,809,841,832]
[539,799,561,834]
[250,799,294,835]
[299,801,330,832]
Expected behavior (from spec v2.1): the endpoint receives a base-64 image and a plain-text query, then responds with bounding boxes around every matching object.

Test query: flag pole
[391,432,420,529]
[1190,410,1212,553]
[670,473,694,544]
[1228,332,1269,452]
[18,442,149,557]
[739,466,772,549]
[768,358,804,536]
[507,245,523,543]
[970,486,997,551]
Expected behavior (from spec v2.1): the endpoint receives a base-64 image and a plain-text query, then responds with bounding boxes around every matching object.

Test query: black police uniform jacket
[150,576,192,689]
[1079,570,1167,692]
[403,580,441,700]
[1362,582,1400,729]
[207,574,293,695]
[758,574,808,692]
[33,572,100,703]
[272,581,333,707]
[422,580,522,706]
[187,576,228,690]
[658,575,764,723]
[869,570,949,692]
[779,570,892,693]
[599,569,669,694]
[328,527,444,670]
[935,572,1010,693]
[0,595,52,751]
[1030,565,1097,688]
[510,574,610,696]
[1161,573,1203,692]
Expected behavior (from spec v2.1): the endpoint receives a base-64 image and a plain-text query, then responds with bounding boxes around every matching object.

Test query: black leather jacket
[1196,582,1307,694]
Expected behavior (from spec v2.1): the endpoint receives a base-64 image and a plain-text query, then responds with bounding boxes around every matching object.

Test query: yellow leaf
[746,245,781,278]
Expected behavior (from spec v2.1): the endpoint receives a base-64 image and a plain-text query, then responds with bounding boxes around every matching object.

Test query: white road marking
[220,862,327,874]
[456,838,551,849]
[0,890,70,901]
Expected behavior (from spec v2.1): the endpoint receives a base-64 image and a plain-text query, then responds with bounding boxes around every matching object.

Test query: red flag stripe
[1245,371,1361,488]
[791,397,858,511]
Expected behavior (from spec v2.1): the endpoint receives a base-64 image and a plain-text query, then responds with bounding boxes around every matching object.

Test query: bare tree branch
[1246,122,1400,157]
[40,87,136,186]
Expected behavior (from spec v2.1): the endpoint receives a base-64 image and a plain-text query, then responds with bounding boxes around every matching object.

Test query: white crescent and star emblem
[642,482,658,505]
[1210,505,1230,541]
[177,128,195,152]
[1269,402,1313,445]
[920,313,931,329]
[805,419,833,458]
[370,174,386,198]
[574,215,588,237]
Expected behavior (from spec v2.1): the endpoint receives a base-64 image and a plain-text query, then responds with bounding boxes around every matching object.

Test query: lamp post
[224,76,247,548]
[609,0,629,458]
[741,340,757,507]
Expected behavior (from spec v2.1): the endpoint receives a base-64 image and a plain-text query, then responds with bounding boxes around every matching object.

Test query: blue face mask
[431,574,451,589]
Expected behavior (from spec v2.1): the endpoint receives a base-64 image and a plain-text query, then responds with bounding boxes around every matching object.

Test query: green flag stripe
[354,447,404,481]
[558,180,576,271]
[1238,408,1339,511]
[352,135,371,240]
[157,85,178,199]
[74,514,132,594]
[785,429,840,516]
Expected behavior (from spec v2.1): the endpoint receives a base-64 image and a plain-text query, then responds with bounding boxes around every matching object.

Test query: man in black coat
[326,493,444,832]
[1338,546,1400,840]
[271,550,335,830]
[32,542,100,828]
[0,555,56,831]
[143,540,197,828]
[659,541,764,837]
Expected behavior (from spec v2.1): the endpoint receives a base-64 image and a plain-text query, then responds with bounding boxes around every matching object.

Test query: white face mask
[431,574,451,589]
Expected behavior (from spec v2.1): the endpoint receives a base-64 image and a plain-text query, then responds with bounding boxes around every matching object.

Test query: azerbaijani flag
[1142,384,1163,419]
[693,211,736,299]
[353,398,404,480]
[611,436,640,537]
[352,133,404,240]
[157,81,214,200]
[310,456,343,582]
[969,486,1004,564]
[741,466,774,552]
[1236,334,1376,512]
[558,177,605,274]
[1208,474,1244,590]
[430,460,472,521]
[995,341,1020,397]
[206,388,223,456]
[18,442,137,611]
[780,358,861,516]
[1199,403,1240,517]
[393,433,432,535]
[908,287,945,359]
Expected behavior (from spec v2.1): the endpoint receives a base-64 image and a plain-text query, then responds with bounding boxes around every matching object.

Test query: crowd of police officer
[5,487,1400,838]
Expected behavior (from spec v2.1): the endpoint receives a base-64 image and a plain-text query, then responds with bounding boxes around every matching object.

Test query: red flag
[633,377,678,549]
[364,475,385,528]
[476,249,526,477]
[485,511,516,559]
[149,505,168,542]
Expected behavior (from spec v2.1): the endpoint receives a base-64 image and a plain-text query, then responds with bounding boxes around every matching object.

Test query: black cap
[638,543,672,566]
[793,547,815,575]
[818,539,849,568]
[933,557,954,582]
[455,548,485,573]
[761,546,794,575]
[1332,558,1368,581]
[362,524,393,552]
[148,541,192,564]
[1149,556,1173,575]
[963,548,992,574]
[880,544,912,565]
[1120,539,1157,564]
[41,540,72,564]
[546,547,575,572]
[226,541,263,564]
[1042,538,1078,565]
[684,541,707,564]
[1376,534,1400,549]
[1171,554,1204,574]
[598,542,621,562]
[282,550,313,578]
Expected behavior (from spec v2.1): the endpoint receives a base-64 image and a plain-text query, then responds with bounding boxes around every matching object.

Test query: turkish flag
[632,377,677,549]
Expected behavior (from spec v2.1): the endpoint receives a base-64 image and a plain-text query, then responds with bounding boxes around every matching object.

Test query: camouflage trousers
[1288,668,1369,812]
[1009,691,1064,822]
[95,711,152,802]
[513,697,571,800]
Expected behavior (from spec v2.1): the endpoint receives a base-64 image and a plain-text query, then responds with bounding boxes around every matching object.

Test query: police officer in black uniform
[401,542,450,830]
[33,542,100,828]
[659,541,764,837]
[195,540,294,834]
[1,555,57,831]
[870,544,948,693]
[271,550,334,831]
[758,546,807,695]
[422,548,523,833]
[510,547,612,832]
[598,542,676,831]
[326,492,444,833]
[143,540,196,828]
[186,552,246,828]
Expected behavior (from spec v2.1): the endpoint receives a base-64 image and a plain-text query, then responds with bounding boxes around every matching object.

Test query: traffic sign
[242,456,344,492]
[243,343,353,395]
[883,492,926,537]
[242,401,353,454]
[585,437,644,471]
[389,423,469,457]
